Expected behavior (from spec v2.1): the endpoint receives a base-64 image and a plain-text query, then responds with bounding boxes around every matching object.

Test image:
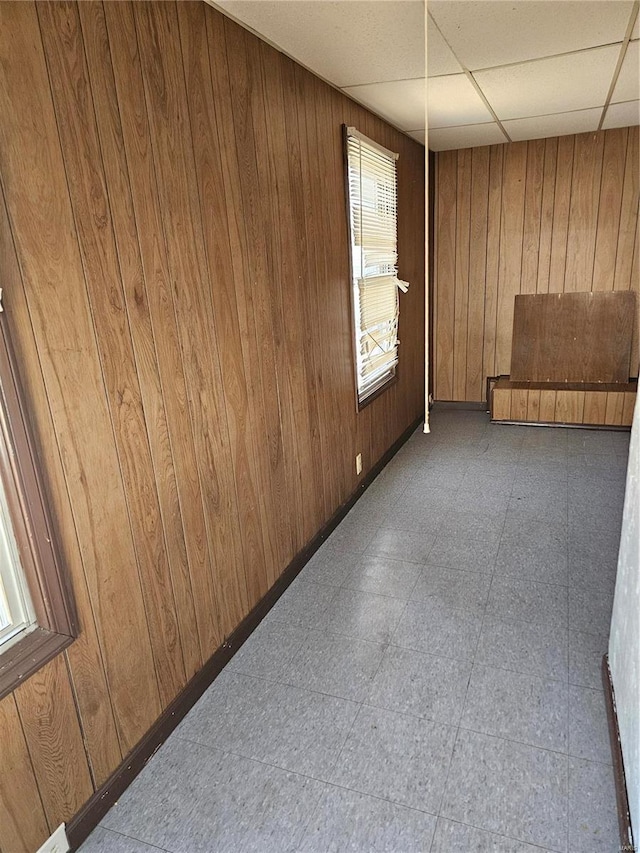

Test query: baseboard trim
[602,654,635,852]
[66,414,423,851]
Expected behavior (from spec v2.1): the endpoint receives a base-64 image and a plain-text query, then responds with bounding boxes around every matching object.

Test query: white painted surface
[503,107,602,142]
[609,396,640,842]
[603,99,640,129]
[36,824,69,853]
[428,122,507,151]
[428,74,492,129]
[427,15,461,77]
[214,0,424,86]
[429,0,634,71]
[612,40,640,104]
[343,78,425,131]
[475,45,620,120]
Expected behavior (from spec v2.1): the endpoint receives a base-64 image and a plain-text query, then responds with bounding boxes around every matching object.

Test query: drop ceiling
[210,0,639,152]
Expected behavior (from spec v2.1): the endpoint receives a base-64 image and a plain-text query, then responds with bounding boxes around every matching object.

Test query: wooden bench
[489,292,637,428]
[490,377,637,427]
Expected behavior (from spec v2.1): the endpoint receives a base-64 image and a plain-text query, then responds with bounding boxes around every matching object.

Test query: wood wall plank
[0,184,122,786]
[0,0,162,752]
[14,655,94,827]
[0,1,425,842]
[38,0,187,708]
[466,147,489,401]
[434,128,639,401]
[453,149,471,398]
[0,694,50,852]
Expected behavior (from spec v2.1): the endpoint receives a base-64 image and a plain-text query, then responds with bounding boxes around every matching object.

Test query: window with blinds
[345,127,409,405]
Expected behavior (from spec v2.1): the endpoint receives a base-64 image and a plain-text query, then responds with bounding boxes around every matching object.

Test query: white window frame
[0,473,37,651]
[344,126,408,406]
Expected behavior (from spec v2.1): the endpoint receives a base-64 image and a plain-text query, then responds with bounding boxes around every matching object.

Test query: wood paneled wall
[434,129,640,402]
[0,3,425,848]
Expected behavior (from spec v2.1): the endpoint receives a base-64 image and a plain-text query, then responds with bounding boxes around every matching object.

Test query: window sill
[0,627,73,701]
[357,372,398,411]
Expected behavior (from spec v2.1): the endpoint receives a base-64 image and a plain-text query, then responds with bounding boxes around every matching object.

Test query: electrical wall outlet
[355,453,363,475]
[36,824,69,853]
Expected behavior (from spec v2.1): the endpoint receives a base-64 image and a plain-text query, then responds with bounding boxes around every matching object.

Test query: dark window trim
[0,309,76,700]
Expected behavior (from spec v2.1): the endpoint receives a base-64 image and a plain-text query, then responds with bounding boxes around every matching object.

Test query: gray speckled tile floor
[80,411,626,853]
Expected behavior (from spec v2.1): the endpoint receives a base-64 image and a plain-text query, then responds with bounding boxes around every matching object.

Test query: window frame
[342,125,406,411]
[0,306,76,700]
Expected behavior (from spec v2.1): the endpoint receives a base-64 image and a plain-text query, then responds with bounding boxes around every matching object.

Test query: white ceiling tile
[602,100,640,128]
[474,45,620,120]
[633,11,639,39]
[213,0,425,87]
[503,108,602,141]
[612,40,640,103]
[408,130,426,145]
[427,15,462,77]
[342,79,425,132]
[429,0,633,71]
[428,122,507,151]
[428,74,493,128]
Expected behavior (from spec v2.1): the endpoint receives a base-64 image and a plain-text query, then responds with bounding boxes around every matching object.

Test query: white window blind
[346,127,408,403]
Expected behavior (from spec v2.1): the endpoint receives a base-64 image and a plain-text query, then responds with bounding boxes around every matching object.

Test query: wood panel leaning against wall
[0,2,425,849]
[434,128,640,403]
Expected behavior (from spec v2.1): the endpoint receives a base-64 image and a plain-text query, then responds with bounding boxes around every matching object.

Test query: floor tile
[343,554,422,599]
[475,617,568,681]
[451,488,511,515]
[569,631,607,690]
[494,536,568,587]
[79,827,166,853]
[437,508,506,543]
[394,597,483,661]
[297,547,362,587]
[426,534,499,573]
[101,737,325,853]
[431,818,549,852]
[486,577,568,630]
[317,587,407,644]
[367,645,472,725]
[569,587,613,636]
[177,672,359,778]
[365,527,436,564]
[461,665,568,753]
[568,757,619,853]
[225,620,308,680]
[331,704,457,813]
[411,565,492,613]
[568,685,612,765]
[280,631,385,702]
[263,580,337,629]
[383,501,447,534]
[299,785,437,852]
[506,491,568,526]
[441,729,568,852]
[325,520,378,554]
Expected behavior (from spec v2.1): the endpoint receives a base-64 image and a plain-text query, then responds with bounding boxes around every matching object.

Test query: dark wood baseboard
[67,414,423,851]
[602,654,635,852]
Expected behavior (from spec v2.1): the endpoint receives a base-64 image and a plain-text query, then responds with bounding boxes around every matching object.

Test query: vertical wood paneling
[102,0,223,662]
[453,149,471,399]
[0,2,425,844]
[482,145,504,383]
[0,694,50,853]
[0,0,162,752]
[0,187,122,786]
[14,655,94,827]
[466,147,489,401]
[435,150,457,398]
[521,140,545,294]
[38,0,187,707]
[435,127,639,401]
[495,142,527,374]
[564,132,605,292]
